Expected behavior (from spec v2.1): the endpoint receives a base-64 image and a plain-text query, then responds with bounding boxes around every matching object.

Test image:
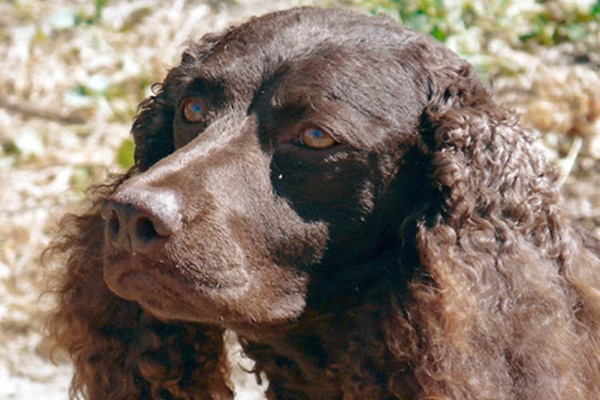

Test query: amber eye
[182,98,207,122]
[299,126,337,149]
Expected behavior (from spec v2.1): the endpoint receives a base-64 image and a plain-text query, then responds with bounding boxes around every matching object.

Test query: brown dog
[47,7,600,399]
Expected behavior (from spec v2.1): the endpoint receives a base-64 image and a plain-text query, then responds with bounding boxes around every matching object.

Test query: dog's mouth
[102,248,309,326]
[103,250,252,323]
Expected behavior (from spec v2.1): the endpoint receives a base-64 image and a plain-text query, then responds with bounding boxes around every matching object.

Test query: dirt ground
[0,1,598,399]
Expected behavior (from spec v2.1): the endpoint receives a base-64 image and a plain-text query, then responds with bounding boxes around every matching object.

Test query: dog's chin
[103,253,309,326]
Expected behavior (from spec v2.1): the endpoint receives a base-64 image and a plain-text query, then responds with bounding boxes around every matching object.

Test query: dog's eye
[182,98,207,122]
[299,126,337,149]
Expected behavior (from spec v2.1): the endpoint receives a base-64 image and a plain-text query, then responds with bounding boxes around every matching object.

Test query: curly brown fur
[46,182,232,400]
[46,7,600,400]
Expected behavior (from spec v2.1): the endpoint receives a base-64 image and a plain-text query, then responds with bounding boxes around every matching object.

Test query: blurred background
[0,0,598,398]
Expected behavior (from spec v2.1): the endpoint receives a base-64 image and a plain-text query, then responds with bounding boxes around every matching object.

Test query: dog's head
[101,7,488,328]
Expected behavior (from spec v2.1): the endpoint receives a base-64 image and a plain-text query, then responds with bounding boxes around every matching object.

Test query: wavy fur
[46,7,600,399]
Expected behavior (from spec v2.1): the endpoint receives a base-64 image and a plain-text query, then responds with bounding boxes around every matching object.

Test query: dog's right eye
[182,98,207,122]
[298,126,337,149]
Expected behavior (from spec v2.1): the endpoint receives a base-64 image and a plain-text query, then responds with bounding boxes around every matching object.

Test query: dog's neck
[235,252,414,399]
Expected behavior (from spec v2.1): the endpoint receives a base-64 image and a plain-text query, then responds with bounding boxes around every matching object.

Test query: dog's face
[101,8,453,328]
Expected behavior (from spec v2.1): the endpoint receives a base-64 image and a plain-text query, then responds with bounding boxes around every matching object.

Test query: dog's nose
[101,187,182,254]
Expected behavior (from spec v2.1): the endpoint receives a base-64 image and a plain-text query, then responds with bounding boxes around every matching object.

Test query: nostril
[106,209,121,242]
[102,187,182,254]
[135,216,159,244]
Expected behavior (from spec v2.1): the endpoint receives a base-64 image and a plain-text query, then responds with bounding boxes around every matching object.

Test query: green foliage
[117,138,136,169]
[519,1,600,46]
[71,166,95,192]
[356,0,600,49]
[96,0,109,20]
[367,0,457,42]
[74,0,109,26]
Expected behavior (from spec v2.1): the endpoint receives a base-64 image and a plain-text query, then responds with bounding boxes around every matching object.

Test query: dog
[47,7,600,399]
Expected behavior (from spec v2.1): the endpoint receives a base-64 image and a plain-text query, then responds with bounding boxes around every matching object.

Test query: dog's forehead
[189,8,421,94]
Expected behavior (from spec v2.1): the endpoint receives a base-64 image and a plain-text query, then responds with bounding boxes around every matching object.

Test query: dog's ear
[384,54,600,397]
[418,59,555,229]
[132,87,176,172]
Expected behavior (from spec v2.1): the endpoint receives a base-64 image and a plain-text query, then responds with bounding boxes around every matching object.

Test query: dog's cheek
[271,154,374,228]
[224,200,330,270]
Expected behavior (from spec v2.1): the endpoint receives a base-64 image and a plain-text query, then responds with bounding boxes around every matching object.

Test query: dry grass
[0,0,598,398]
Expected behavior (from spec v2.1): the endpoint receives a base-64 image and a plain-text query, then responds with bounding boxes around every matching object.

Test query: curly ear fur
[384,60,600,398]
[132,91,175,172]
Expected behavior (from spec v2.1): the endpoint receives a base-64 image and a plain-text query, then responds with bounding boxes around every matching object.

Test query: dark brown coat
[47,7,600,399]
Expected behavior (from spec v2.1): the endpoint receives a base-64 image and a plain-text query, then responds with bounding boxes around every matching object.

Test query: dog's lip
[102,252,250,321]
[103,254,170,301]
[115,269,223,322]
[105,262,210,321]
[103,252,245,294]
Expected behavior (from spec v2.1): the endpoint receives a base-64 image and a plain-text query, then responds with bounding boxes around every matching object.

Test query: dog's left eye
[298,126,337,149]
[182,98,207,122]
